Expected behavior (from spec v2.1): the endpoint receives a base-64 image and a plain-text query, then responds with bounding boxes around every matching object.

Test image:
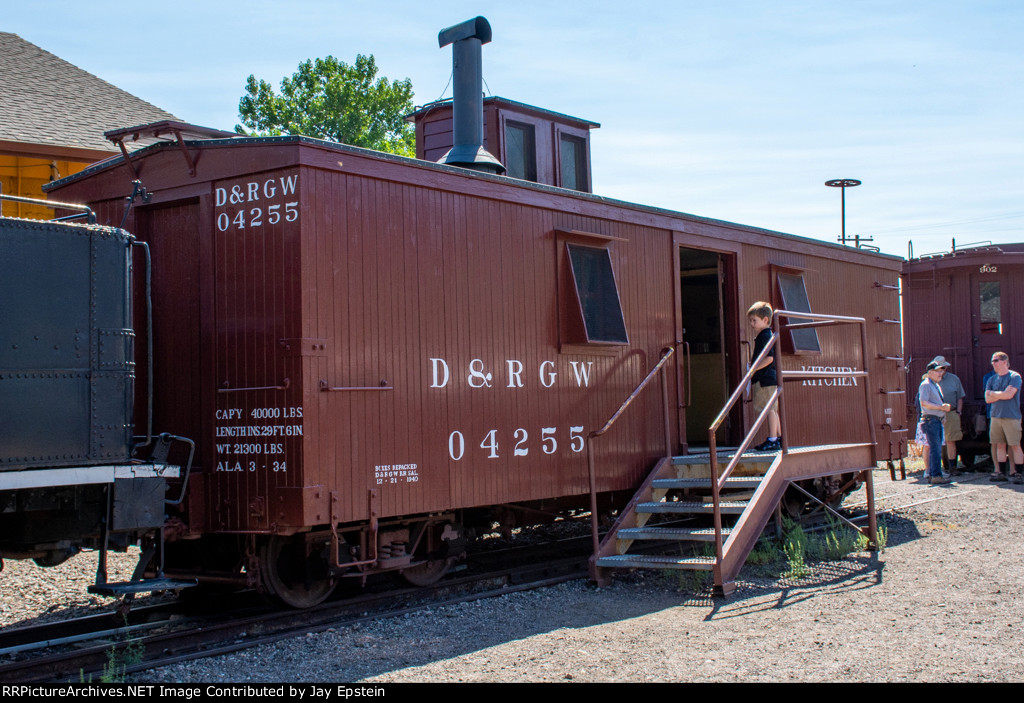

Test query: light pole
[825,178,861,246]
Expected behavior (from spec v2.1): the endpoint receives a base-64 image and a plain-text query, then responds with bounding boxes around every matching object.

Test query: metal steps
[652,477,763,490]
[594,450,767,580]
[617,526,731,541]
[596,554,715,571]
[636,500,748,514]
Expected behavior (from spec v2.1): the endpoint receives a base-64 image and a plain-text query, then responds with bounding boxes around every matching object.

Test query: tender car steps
[596,554,716,571]
[617,526,731,541]
[636,500,748,515]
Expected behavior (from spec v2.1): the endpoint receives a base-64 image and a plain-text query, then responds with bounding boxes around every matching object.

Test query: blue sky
[7,0,1022,256]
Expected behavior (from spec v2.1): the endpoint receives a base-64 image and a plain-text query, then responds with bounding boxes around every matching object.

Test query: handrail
[587,344,678,556]
[707,309,876,568]
[218,378,290,393]
[0,193,97,224]
[707,332,779,562]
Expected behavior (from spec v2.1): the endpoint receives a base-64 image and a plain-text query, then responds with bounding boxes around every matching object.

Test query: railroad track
[1,482,983,683]
[0,534,593,683]
[847,470,988,513]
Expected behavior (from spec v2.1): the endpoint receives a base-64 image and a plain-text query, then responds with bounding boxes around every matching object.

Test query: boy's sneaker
[752,439,774,452]
[929,475,951,485]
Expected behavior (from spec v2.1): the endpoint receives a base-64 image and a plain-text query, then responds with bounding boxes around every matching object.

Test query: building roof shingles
[0,32,178,153]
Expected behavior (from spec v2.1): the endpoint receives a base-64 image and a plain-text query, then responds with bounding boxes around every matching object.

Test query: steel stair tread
[671,453,775,465]
[596,554,715,570]
[652,477,763,489]
[618,526,731,541]
[636,500,747,514]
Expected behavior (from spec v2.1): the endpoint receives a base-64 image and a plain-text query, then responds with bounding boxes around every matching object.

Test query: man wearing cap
[929,356,966,473]
[919,360,952,484]
[985,351,1023,483]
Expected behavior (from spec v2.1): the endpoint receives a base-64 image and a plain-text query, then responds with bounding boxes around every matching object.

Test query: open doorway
[679,247,733,448]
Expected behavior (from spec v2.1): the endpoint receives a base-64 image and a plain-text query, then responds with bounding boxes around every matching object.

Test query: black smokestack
[437,17,505,174]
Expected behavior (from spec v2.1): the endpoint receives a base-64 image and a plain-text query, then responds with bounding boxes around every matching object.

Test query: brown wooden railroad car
[47,129,905,604]
[903,243,1024,468]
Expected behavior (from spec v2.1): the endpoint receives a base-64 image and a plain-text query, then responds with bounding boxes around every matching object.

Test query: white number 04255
[217,202,298,231]
[447,425,584,461]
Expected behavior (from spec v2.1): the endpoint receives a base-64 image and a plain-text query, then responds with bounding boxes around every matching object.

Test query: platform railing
[586,344,678,556]
[707,310,877,573]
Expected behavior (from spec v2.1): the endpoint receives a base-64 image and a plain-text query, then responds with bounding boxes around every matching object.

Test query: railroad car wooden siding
[903,244,1024,464]
[50,136,905,535]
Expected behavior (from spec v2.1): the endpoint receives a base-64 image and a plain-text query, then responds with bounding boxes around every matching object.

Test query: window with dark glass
[559,135,587,192]
[980,281,1002,334]
[777,273,821,353]
[504,122,537,182]
[566,243,628,344]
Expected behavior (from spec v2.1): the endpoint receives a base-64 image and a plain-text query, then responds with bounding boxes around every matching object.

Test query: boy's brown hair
[746,301,773,321]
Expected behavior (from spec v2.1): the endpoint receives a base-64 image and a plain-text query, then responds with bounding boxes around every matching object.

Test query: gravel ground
[3,459,1022,682]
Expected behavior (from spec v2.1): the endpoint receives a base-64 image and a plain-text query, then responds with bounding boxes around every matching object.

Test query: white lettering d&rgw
[540,360,557,388]
[429,358,450,388]
[467,359,493,388]
[506,359,524,388]
[569,360,593,387]
[279,174,298,195]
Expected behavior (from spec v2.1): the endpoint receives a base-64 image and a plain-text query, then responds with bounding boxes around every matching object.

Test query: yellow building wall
[0,156,90,219]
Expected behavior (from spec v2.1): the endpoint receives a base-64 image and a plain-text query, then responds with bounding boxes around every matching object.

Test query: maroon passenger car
[48,129,905,605]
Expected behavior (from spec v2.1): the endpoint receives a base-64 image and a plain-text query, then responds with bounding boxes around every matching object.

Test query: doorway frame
[672,232,742,453]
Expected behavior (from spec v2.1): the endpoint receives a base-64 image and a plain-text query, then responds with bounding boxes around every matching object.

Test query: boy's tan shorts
[752,382,778,415]
[990,417,1022,447]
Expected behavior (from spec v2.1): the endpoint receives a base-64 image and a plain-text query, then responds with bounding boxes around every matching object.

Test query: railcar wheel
[780,489,806,520]
[32,548,78,567]
[780,474,859,519]
[259,535,336,609]
[399,558,450,587]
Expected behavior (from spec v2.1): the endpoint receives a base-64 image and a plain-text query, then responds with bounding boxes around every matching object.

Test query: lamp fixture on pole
[824,178,862,246]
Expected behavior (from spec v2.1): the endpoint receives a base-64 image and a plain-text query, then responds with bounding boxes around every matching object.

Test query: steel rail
[0,538,594,683]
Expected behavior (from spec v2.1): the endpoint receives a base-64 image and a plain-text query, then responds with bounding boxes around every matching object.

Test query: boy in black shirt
[748,301,781,451]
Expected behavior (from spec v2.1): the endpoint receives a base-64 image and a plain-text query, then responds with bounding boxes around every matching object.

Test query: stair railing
[707,333,779,565]
[707,310,876,570]
[587,344,678,556]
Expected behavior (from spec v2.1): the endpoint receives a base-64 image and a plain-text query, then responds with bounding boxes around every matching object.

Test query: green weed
[675,569,711,592]
[657,542,716,593]
[97,615,144,683]
[876,522,888,552]
[781,519,811,579]
[745,537,779,565]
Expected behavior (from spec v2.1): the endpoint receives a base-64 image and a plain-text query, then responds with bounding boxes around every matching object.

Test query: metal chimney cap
[438,17,492,48]
[438,144,505,174]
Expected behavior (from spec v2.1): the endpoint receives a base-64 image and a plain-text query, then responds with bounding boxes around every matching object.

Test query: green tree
[236,54,416,157]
